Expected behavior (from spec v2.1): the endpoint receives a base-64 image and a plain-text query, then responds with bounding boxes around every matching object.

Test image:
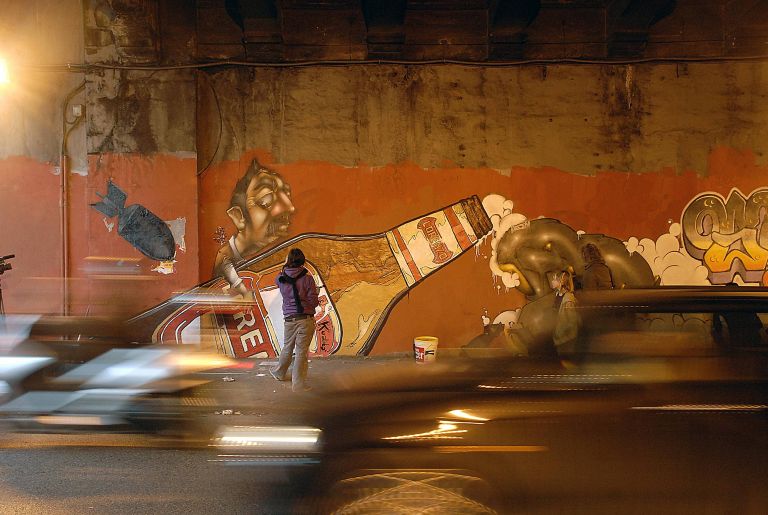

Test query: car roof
[575,287,768,313]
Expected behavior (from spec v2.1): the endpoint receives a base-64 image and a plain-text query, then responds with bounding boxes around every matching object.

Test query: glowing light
[215,426,322,451]
[447,409,489,422]
[0,58,9,84]
[383,421,467,441]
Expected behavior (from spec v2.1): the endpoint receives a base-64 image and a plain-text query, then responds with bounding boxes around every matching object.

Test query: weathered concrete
[199,62,768,176]
[0,1,199,317]
[0,0,86,172]
[84,0,197,154]
[86,68,196,154]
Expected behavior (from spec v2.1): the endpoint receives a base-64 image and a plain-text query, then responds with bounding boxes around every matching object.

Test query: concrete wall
[197,62,768,354]
[199,63,768,175]
[0,0,86,313]
[3,1,768,356]
[0,0,199,316]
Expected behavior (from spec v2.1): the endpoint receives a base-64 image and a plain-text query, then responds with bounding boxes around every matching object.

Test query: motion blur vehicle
[215,287,768,514]
[0,315,233,437]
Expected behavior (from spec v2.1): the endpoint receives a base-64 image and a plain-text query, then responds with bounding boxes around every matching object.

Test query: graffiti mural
[471,187,768,357]
[139,196,492,357]
[91,180,176,262]
[476,194,656,357]
[682,188,768,285]
[625,223,710,286]
[212,160,295,277]
[133,181,768,359]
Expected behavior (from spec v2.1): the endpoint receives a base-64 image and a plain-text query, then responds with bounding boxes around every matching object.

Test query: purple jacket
[276,266,319,317]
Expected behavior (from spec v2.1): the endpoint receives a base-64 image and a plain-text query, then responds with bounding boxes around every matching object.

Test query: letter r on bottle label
[234,310,256,331]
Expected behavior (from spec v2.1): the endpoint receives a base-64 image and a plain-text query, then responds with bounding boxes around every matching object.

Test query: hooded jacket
[582,261,614,290]
[276,266,319,318]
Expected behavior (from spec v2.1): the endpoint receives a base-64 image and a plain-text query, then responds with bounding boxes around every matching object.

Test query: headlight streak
[173,292,255,305]
[382,420,468,441]
[214,426,322,451]
[220,435,319,445]
[447,409,489,422]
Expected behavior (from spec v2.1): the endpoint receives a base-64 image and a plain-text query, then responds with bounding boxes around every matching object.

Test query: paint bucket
[413,336,438,364]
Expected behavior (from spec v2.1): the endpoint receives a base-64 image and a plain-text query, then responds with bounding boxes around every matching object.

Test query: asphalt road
[0,441,271,514]
[0,356,407,514]
[0,362,281,515]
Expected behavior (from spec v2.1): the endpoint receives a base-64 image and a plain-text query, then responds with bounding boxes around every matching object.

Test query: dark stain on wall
[597,65,645,171]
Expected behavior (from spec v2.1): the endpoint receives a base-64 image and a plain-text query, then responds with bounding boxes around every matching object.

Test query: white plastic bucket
[413,336,438,364]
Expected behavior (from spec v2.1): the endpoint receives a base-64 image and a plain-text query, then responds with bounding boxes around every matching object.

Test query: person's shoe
[269,368,284,381]
[292,384,312,393]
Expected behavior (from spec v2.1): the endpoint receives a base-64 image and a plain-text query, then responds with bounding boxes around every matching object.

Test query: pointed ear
[227,206,246,231]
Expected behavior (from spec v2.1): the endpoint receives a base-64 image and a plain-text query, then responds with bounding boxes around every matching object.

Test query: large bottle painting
[136,195,492,357]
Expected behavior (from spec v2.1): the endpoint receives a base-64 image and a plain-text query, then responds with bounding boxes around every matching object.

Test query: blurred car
[0,315,234,437]
[214,287,768,514]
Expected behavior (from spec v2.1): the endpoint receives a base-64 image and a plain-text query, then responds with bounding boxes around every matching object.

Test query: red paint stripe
[444,208,473,249]
[393,229,422,281]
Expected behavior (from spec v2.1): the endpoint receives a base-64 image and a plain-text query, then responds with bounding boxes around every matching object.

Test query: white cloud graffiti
[624,223,710,286]
[481,194,529,290]
[482,194,710,289]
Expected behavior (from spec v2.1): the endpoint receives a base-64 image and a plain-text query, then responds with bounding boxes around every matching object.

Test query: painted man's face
[242,170,295,249]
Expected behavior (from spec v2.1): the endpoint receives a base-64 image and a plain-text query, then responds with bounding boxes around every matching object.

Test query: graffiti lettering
[234,310,256,331]
[240,329,264,353]
[318,320,331,351]
[682,188,768,284]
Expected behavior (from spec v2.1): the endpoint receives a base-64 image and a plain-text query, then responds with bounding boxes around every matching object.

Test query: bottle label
[386,203,480,286]
[152,262,341,359]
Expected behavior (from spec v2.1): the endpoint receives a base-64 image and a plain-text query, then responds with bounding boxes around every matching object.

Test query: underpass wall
[196,62,768,354]
[2,1,768,356]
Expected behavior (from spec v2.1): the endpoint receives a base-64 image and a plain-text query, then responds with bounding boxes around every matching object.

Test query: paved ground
[213,353,412,414]
[0,353,417,449]
[0,354,417,514]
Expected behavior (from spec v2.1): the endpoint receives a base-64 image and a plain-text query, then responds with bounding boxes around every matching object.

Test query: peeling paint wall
[195,62,768,354]
[86,68,196,154]
[80,0,199,315]
[199,63,768,176]
[0,0,86,313]
[4,1,768,357]
[0,1,199,317]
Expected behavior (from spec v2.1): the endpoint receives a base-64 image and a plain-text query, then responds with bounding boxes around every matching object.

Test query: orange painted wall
[70,153,200,316]
[3,146,766,352]
[0,156,64,314]
[198,146,768,353]
[0,153,199,317]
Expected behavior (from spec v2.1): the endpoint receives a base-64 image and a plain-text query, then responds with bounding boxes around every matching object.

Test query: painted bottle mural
[143,196,492,358]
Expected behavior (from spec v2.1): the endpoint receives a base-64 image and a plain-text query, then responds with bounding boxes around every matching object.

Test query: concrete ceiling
[85,0,768,64]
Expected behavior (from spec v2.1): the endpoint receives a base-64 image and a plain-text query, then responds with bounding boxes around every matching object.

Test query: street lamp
[0,57,9,84]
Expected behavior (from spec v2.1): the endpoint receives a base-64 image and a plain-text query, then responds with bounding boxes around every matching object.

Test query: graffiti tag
[682,188,768,285]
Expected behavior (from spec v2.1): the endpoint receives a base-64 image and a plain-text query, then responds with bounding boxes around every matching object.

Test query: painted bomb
[91,180,176,262]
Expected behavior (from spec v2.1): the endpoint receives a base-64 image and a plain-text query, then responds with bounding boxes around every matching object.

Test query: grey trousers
[274,317,315,389]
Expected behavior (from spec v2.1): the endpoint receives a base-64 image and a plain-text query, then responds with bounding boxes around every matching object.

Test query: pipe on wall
[60,80,85,316]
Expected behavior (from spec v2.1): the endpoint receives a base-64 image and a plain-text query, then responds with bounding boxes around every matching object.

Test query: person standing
[270,248,319,392]
[581,243,615,290]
